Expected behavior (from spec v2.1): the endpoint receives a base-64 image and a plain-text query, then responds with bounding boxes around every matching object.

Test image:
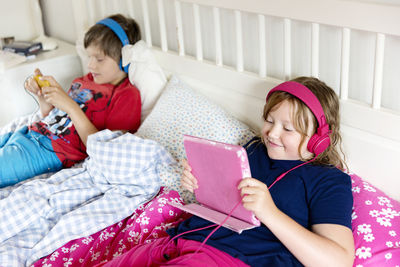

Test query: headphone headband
[96,18,130,73]
[266,81,327,128]
[266,81,331,156]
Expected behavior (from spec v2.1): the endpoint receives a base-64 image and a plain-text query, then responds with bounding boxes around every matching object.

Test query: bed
[1,0,399,266]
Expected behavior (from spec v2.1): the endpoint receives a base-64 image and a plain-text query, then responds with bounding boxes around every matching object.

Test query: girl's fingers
[181,182,193,193]
[238,177,263,189]
[181,159,192,171]
[241,193,254,202]
[181,178,197,192]
[181,174,198,188]
[183,170,197,185]
[240,186,255,196]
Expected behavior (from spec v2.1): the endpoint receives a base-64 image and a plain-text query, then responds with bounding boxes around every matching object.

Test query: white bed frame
[70,0,400,201]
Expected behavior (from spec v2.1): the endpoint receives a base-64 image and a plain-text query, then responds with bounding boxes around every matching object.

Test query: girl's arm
[24,69,54,117]
[41,75,98,146]
[238,178,354,267]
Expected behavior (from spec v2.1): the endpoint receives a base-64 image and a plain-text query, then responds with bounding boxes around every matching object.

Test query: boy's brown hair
[84,14,141,63]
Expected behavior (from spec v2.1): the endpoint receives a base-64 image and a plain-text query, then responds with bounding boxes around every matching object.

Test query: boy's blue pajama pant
[0,126,62,187]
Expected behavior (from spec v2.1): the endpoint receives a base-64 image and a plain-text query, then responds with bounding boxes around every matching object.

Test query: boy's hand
[41,76,76,113]
[34,74,50,88]
[25,69,45,97]
[180,159,198,193]
[25,68,54,117]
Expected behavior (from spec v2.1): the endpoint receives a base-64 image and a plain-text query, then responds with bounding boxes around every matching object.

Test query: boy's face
[86,44,127,85]
[261,100,313,160]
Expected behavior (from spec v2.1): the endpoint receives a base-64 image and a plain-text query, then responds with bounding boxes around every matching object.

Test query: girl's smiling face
[86,44,127,85]
[262,100,314,160]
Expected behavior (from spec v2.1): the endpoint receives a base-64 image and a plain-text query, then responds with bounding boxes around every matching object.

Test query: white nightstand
[0,39,83,127]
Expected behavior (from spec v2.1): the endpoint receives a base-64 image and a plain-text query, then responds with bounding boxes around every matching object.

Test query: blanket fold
[0,130,174,267]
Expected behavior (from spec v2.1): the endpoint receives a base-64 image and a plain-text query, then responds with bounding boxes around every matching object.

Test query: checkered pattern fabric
[0,130,174,267]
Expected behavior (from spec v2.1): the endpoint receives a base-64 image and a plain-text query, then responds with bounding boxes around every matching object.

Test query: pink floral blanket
[32,187,190,267]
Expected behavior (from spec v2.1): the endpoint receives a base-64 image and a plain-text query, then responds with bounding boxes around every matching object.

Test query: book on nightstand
[2,41,42,56]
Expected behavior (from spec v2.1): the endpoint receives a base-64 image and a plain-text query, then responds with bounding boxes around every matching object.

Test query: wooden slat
[213,7,223,66]
[157,0,168,51]
[126,0,135,19]
[372,33,385,109]
[86,0,96,26]
[175,0,185,56]
[99,0,107,18]
[258,14,267,78]
[284,18,291,80]
[340,28,350,100]
[235,10,243,72]
[311,23,319,78]
[141,0,152,47]
[193,3,203,61]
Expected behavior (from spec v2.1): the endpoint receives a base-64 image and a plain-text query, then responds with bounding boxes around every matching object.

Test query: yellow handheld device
[34,75,50,88]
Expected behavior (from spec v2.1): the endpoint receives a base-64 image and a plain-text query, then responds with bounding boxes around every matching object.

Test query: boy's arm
[40,75,98,146]
[66,103,98,146]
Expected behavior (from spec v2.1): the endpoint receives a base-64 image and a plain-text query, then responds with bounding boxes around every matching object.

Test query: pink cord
[151,198,244,265]
[268,157,316,189]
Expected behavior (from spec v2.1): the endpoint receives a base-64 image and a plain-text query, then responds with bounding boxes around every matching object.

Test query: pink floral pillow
[351,174,400,266]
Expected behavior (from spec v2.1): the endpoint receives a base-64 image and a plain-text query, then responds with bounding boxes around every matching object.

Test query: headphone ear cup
[119,60,130,73]
[307,133,330,157]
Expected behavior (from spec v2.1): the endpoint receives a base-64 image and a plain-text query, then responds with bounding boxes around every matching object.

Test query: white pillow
[122,40,167,121]
[136,75,255,202]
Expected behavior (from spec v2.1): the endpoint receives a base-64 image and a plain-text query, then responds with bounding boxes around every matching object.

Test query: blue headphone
[96,18,130,73]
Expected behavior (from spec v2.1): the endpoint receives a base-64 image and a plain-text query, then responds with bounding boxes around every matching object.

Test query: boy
[0,14,142,187]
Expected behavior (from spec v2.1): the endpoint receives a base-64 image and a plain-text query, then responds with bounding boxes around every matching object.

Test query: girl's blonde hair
[263,76,347,170]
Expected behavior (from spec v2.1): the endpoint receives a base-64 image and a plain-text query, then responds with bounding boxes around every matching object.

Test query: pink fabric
[32,187,190,267]
[95,236,249,267]
[351,174,400,266]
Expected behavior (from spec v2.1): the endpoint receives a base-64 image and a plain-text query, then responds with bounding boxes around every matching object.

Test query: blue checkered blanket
[0,129,174,267]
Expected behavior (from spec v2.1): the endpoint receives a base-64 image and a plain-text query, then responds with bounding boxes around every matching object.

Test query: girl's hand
[41,75,77,113]
[238,178,277,221]
[180,159,198,193]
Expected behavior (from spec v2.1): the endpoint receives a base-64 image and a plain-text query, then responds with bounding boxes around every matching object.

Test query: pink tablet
[170,135,260,233]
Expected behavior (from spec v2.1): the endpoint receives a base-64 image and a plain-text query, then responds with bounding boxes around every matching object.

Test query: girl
[98,77,354,267]
[0,14,142,187]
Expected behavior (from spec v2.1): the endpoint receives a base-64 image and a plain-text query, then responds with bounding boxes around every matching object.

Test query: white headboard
[71,0,400,201]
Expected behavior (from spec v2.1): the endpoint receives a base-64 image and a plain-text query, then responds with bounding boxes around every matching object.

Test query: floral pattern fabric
[32,187,190,267]
[351,174,400,266]
[31,176,400,267]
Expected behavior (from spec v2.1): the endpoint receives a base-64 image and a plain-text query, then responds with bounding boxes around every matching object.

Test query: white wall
[0,0,43,41]
[40,0,76,44]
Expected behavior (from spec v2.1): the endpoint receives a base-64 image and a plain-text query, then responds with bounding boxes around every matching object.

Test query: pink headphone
[266,81,331,156]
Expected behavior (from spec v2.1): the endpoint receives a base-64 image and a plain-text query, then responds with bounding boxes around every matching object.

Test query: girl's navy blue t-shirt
[167,138,353,266]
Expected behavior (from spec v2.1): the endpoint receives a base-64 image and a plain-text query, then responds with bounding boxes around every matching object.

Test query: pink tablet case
[170,135,260,233]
